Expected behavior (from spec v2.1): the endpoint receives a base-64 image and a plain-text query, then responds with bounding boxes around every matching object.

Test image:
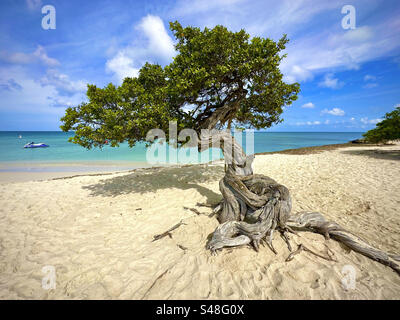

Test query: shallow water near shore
[0,131,363,172]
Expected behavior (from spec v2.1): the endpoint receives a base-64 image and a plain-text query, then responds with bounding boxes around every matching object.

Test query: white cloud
[173,0,245,16]
[0,66,76,114]
[0,45,59,67]
[321,108,345,116]
[364,74,376,81]
[0,79,23,91]
[174,0,339,40]
[168,0,400,83]
[173,1,366,84]
[300,102,315,108]
[40,69,86,96]
[363,74,378,88]
[280,16,400,83]
[106,15,175,83]
[136,15,176,61]
[361,117,383,124]
[283,65,313,83]
[370,118,382,124]
[361,117,368,124]
[106,51,139,83]
[363,83,378,89]
[0,66,85,118]
[318,73,344,89]
[342,26,374,43]
[47,96,77,108]
[295,120,321,126]
[33,46,59,66]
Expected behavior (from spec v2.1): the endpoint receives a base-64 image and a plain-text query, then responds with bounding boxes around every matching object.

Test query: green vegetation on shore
[363,106,400,143]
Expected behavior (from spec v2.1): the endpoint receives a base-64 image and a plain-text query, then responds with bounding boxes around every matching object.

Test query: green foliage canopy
[60,21,300,149]
[363,106,400,143]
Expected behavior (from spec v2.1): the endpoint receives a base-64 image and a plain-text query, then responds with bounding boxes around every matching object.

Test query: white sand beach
[0,143,399,299]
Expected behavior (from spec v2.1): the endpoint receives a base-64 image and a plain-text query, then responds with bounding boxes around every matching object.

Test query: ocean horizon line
[0,131,365,165]
[0,130,365,133]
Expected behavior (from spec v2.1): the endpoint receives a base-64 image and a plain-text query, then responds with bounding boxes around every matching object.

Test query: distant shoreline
[0,139,388,183]
[0,140,368,167]
[0,141,382,167]
[0,131,364,164]
[255,141,383,155]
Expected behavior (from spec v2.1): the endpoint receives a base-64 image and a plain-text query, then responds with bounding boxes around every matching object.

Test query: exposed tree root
[287,212,400,275]
[207,162,400,275]
[199,130,400,275]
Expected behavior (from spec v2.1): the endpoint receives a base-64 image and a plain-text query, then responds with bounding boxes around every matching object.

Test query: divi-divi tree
[61,22,400,275]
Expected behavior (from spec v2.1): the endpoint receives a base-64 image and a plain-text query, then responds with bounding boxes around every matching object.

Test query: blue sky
[0,0,399,132]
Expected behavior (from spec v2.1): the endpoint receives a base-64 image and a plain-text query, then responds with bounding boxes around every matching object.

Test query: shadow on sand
[82,164,225,205]
[340,148,400,161]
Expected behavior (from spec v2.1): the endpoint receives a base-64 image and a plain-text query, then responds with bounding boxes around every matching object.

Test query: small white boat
[24,142,50,148]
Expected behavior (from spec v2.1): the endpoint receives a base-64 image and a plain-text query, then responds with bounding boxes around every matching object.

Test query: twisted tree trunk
[204,131,400,276]
[199,129,255,222]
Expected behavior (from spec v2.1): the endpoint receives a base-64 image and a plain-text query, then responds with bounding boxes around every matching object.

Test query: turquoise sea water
[0,131,363,165]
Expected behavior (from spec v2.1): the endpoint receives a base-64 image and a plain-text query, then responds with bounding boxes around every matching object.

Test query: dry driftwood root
[285,243,337,262]
[153,220,186,242]
[207,168,400,275]
[184,207,203,215]
[287,212,400,275]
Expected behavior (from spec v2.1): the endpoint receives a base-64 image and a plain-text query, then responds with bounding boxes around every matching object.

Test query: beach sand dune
[0,144,400,299]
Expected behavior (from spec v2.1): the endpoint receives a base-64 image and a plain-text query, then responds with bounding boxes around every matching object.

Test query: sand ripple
[0,145,400,299]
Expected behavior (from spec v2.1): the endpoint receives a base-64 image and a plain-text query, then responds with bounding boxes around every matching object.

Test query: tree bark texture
[204,132,400,275]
